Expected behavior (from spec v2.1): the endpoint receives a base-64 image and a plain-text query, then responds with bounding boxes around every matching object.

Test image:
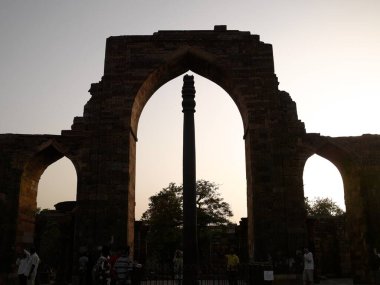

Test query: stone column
[182,75,198,284]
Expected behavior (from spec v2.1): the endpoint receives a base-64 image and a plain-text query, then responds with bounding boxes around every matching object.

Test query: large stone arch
[74,27,308,263]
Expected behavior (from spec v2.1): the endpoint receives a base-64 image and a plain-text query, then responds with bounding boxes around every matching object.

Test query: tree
[142,180,233,227]
[141,180,233,263]
[195,180,233,226]
[305,197,345,217]
[142,182,183,227]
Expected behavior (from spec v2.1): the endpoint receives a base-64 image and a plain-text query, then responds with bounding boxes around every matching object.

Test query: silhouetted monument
[182,74,198,284]
[1,26,380,283]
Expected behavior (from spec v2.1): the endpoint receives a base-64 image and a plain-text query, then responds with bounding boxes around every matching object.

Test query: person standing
[93,246,111,285]
[303,248,314,285]
[371,248,380,284]
[225,248,239,285]
[113,246,132,285]
[78,251,89,285]
[109,246,122,285]
[26,246,40,285]
[16,249,30,285]
[173,249,183,285]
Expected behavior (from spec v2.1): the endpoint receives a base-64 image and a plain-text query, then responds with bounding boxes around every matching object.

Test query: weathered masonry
[1,26,380,283]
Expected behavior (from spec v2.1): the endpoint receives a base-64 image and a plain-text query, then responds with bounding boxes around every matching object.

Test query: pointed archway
[135,72,246,222]
[37,157,77,210]
[17,141,78,247]
[303,154,345,210]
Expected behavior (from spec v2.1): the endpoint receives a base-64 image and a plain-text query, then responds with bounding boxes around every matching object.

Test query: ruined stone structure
[307,216,351,278]
[1,26,380,283]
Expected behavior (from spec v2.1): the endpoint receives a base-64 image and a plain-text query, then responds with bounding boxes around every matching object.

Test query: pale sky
[1,0,379,222]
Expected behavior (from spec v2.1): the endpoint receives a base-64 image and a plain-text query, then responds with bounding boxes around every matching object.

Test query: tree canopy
[141,180,233,263]
[142,179,233,227]
[141,182,183,227]
[305,197,345,217]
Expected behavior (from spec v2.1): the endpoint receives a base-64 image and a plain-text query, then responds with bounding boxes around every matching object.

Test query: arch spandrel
[99,30,280,138]
[23,140,80,178]
[130,47,246,135]
[300,134,360,177]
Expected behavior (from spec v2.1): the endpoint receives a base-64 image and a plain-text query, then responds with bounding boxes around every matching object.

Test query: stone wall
[307,216,351,278]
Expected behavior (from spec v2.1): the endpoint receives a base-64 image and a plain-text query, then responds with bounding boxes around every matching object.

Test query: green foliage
[142,180,233,227]
[141,183,183,262]
[142,183,182,227]
[305,197,345,217]
[195,180,233,227]
[141,180,233,262]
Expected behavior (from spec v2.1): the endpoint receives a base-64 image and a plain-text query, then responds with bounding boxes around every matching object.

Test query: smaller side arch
[16,140,78,247]
[300,135,370,282]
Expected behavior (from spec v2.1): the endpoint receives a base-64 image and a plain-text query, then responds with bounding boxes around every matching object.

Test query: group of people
[14,244,313,285]
[15,246,40,285]
[225,247,314,285]
[78,245,141,285]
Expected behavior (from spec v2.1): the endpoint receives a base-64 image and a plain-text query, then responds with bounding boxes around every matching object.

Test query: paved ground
[319,279,354,285]
[37,279,357,285]
[136,279,355,285]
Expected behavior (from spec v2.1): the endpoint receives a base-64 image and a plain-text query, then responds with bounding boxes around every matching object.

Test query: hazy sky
[1,0,379,222]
